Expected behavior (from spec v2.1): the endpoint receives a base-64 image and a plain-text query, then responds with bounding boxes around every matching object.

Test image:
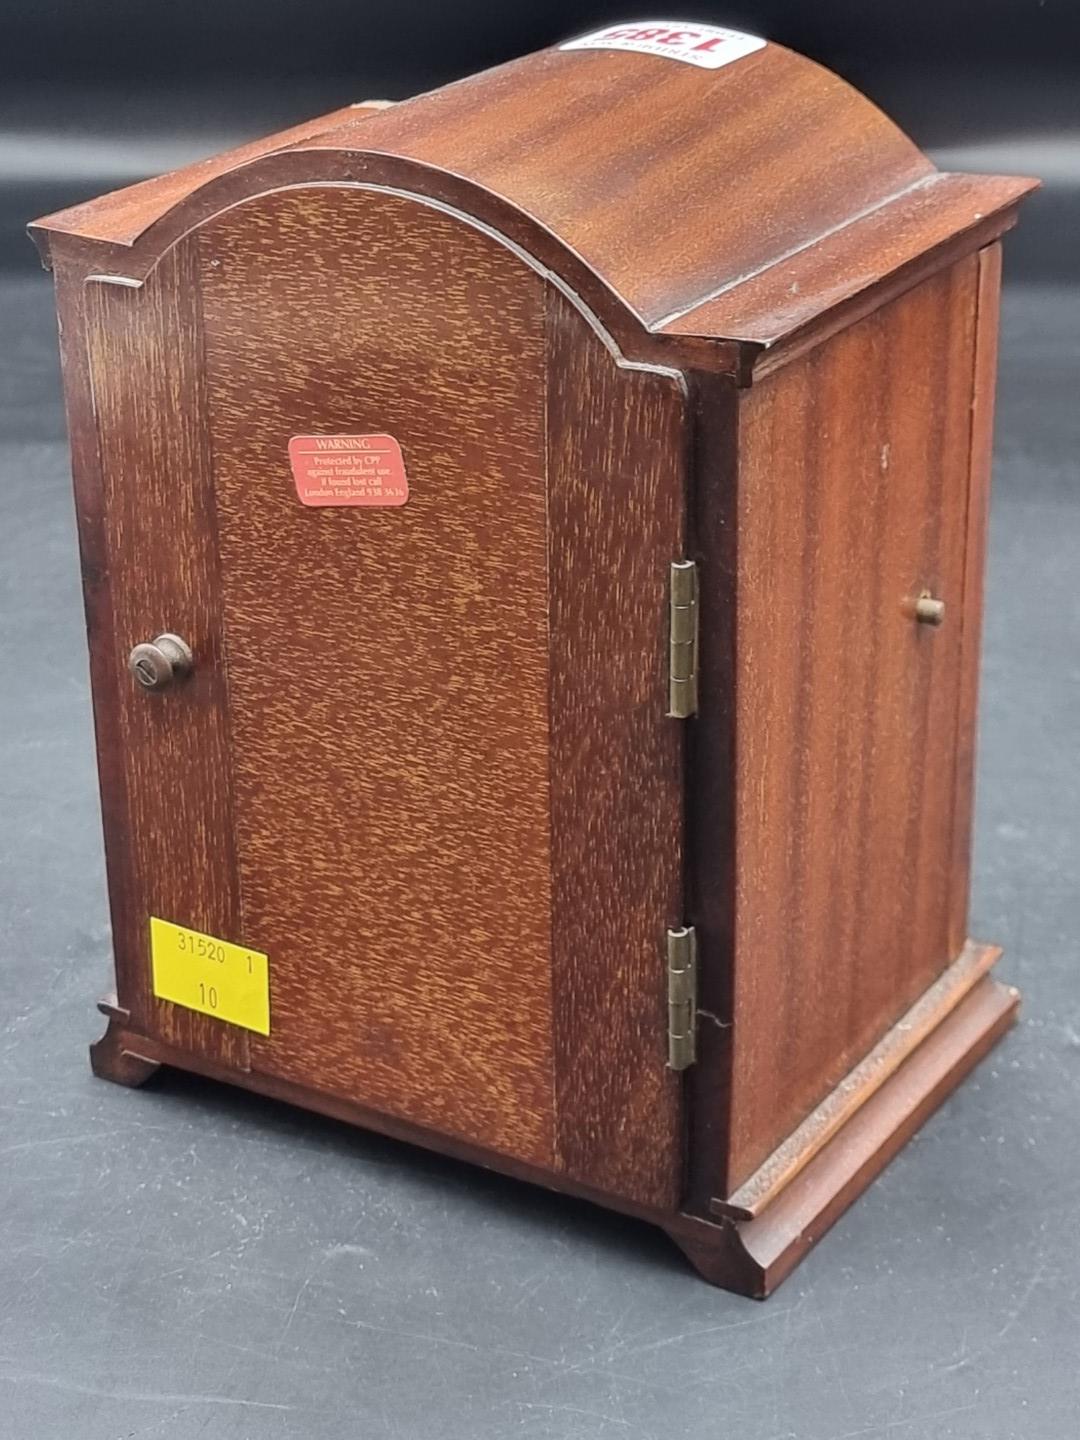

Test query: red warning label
[288,434,409,508]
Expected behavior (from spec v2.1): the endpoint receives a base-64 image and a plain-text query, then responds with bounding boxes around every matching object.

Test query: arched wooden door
[85,183,688,1209]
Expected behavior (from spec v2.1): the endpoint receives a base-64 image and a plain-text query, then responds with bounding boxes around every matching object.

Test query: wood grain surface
[682,371,740,1217]
[60,174,694,1200]
[660,173,1033,372]
[31,43,1036,386]
[948,244,1004,955]
[673,974,1019,1296]
[231,42,933,329]
[713,939,1001,1219]
[184,185,687,1197]
[84,243,246,1068]
[722,257,980,1189]
[546,291,686,1207]
[198,185,556,1163]
[30,103,385,251]
[39,32,1036,1289]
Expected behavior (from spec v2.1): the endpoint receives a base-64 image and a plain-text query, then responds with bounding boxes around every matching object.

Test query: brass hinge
[668,560,699,718]
[666,926,698,1071]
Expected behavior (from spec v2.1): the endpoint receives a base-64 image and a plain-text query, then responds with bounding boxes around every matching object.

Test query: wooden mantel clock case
[32,24,1036,1297]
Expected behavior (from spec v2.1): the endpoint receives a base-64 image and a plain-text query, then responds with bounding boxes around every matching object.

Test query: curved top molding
[30,37,1037,380]
[318,39,935,329]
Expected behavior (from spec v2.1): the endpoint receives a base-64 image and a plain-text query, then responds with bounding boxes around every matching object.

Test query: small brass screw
[914,594,946,627]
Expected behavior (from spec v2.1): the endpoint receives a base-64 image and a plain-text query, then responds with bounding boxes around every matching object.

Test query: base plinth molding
[665,974,1019,1296]
[87,971,1017,1298]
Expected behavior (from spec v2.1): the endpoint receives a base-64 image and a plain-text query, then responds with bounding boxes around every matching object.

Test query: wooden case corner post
[31,23,1037,1296]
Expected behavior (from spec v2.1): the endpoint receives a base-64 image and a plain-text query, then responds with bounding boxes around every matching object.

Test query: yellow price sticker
[149,917,270,1035]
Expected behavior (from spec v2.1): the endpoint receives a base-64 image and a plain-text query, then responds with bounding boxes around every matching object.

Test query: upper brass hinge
[668,560,699,718]
[666,925,698,1071]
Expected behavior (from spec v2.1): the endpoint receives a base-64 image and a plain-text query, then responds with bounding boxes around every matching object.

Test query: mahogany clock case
[29,30,1036,1296]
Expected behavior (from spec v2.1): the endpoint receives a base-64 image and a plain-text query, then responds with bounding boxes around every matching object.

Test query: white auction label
[561,21,766,71]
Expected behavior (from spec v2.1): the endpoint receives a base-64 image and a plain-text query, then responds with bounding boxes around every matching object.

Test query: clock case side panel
[684,243,1015,1222]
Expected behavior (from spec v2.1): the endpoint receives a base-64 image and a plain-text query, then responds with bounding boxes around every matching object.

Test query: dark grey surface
[1,270,1077,1438]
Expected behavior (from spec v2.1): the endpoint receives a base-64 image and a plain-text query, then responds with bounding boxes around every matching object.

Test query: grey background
[1,3,1077,1436]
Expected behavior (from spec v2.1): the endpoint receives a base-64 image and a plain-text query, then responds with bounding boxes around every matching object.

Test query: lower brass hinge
[667,926,698,1070]
[668,560,699,718]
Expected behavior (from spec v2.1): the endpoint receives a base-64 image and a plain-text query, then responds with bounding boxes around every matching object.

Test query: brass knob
[914,594,946,627]
[128,633,194,692]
